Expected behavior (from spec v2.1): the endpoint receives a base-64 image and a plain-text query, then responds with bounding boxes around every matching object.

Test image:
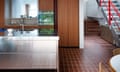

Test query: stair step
[104,9,120,13]
[105,12,119,15]
[85,20,98,23]
[102,7,120,11]
[105,12,118,16]
[102,4,120,7]
[111,21,120,23]
[112,25,120,28]
[99,0,116,3]
[107,16,119,18]
[112,23,120,25]
[85,24,99,27]
[113,18,120,21]
[86,25,99,28]
[85,18,100,33]
[105,11,117,13]
[85,32,100,35]
[87,27,100,30]
[87,24,99,26]
[86,23,99,25]
[107,16,120,20]
[87,28,100,31]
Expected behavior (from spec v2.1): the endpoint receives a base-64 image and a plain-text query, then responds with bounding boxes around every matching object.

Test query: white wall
[84,0,88,19]
[86,0,103,18]
[79,0,85,48]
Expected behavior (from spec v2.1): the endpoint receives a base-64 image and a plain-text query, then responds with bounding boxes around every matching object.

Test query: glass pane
[38,11,54,25]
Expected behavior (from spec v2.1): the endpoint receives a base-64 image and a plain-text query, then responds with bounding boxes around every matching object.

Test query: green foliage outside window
[38,11,54,25]
[39,28,54,35]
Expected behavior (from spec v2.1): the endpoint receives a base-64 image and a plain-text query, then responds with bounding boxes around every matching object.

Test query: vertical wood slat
[58,0,79,47]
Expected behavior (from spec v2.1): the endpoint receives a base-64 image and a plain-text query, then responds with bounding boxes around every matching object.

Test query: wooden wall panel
[39,0,54,11]
[0,0,5,36]
[58,0,79,47]
[68,0,79,47]
[0,0,5,28]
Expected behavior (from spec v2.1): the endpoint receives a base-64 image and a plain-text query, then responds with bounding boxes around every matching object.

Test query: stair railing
[110,0,120,30]
[99,0,120,30]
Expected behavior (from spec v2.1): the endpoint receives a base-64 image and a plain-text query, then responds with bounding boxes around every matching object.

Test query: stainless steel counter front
[0,36,59,70]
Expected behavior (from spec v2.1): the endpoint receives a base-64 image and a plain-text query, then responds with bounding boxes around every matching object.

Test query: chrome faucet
[20,15,25,34]
[20,24,24,34]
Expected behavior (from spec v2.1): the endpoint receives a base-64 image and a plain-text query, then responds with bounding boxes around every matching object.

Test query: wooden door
[58,0,79,47]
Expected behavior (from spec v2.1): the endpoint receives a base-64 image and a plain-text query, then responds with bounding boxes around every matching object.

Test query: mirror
[5,0,54,26]
[5,0,57,35]
[5,0,38,25]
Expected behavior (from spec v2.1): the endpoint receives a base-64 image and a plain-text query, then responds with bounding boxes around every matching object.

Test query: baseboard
[59,46,79,48]
[0,69,57,72]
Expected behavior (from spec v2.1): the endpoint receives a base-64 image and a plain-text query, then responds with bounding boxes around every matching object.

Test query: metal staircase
[97,0,120,47]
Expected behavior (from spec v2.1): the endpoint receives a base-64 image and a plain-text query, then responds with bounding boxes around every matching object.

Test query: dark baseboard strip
[0,69,57,72]
[59,46,79,48]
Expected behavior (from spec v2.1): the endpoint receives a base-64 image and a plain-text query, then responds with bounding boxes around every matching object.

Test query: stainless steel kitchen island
[0,29,59,72]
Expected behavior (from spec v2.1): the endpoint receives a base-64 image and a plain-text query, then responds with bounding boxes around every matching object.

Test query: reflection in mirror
[5,0,38,25]
[5,0,55,26]
[4,0,57,35]
[38,11,54,25]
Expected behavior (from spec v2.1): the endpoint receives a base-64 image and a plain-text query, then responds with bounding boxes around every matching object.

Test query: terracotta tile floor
[59,35,115,72]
